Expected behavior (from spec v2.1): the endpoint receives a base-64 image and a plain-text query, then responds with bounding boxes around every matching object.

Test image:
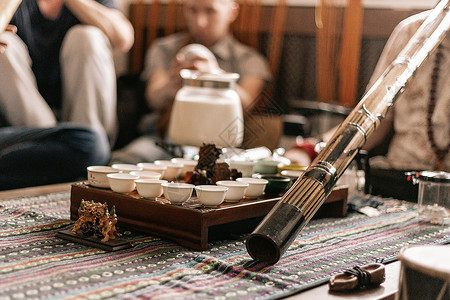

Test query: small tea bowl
[280,170,304,182]
[155,160,184,180]
[216,180,249,202]
[161,182,194,205]
[130,170,162,180]
[229,160,256,177]
[254,159,279,175]
[135,179,168,199]
[171,158,197,178]
[107,173,139,193]
[111,163,143,173]
[261,175,291,196]
[195,185,228,208]
[137,162,167,177]
[236,177,268,199]
[87,165,119,188]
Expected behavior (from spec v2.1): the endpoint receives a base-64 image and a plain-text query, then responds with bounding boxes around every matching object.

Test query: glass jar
[168,69,243,148]
[409,171,450,225]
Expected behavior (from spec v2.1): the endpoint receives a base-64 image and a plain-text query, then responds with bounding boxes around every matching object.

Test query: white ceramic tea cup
[229,160,256,177]
[111,163,143,173]
[107,173,139,193]
[161,182,194,205]
[254,159,279,174]
[216,180,249,202]
[137,162,167,177]
[195,185,228,208]
[87,165,119,188]
[171,157,197,178]
[130,170,162,180]
[135,179,168,199]
[236,177,268,199]
[155,160,184,180]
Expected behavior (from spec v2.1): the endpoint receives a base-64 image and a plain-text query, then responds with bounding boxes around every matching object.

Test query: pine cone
[195,144,222,182]
[184,170,208,185]
[212,162,231,184]
[230,168,243,180]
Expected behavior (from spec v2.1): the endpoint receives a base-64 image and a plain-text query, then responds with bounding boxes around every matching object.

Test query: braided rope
[344,266,372,288]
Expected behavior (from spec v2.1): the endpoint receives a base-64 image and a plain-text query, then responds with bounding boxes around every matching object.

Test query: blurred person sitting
[0,25,110,191]
[0,0,134,145]
[111,0,277,164]
[362,11,449,173]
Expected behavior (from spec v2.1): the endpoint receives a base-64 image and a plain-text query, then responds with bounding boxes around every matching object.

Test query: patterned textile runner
[0,192,449,299]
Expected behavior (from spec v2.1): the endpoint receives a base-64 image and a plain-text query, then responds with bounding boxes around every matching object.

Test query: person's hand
[0,25,17,54]
[169,49,223,83]
[166,54,189,87]
[177,52,222,73]
[190,55,223,74]
[176,43,221,73]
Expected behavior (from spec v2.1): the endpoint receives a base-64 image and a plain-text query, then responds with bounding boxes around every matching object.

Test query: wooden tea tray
[70,182,348,250]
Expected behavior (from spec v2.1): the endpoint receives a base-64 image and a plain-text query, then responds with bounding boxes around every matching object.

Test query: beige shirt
[368,11,450,171]
[141,33,272,83]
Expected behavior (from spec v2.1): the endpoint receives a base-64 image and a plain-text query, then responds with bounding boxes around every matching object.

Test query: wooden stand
[56,229,132,251]
[70,182,347,250]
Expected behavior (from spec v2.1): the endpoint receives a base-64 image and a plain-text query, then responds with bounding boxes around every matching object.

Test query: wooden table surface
[0,182,400,300]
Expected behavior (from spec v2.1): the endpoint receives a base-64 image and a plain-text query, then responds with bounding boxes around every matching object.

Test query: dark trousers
[0,123,110,191]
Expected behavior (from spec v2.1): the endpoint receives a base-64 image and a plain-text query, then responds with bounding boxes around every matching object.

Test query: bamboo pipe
[246,0,450,265]
[0,0,21,34]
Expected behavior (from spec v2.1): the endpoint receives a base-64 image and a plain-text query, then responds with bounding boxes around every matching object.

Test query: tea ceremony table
[1,182,448,300]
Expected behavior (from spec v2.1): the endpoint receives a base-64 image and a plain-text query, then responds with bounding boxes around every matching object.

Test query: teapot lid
[180,69,239,88]
[418,171,450,183]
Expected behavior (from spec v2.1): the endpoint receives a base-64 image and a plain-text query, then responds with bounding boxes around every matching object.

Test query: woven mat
[0,192,449,300]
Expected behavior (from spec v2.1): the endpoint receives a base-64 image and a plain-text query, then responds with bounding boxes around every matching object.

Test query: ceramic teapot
[168,69,243,147]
